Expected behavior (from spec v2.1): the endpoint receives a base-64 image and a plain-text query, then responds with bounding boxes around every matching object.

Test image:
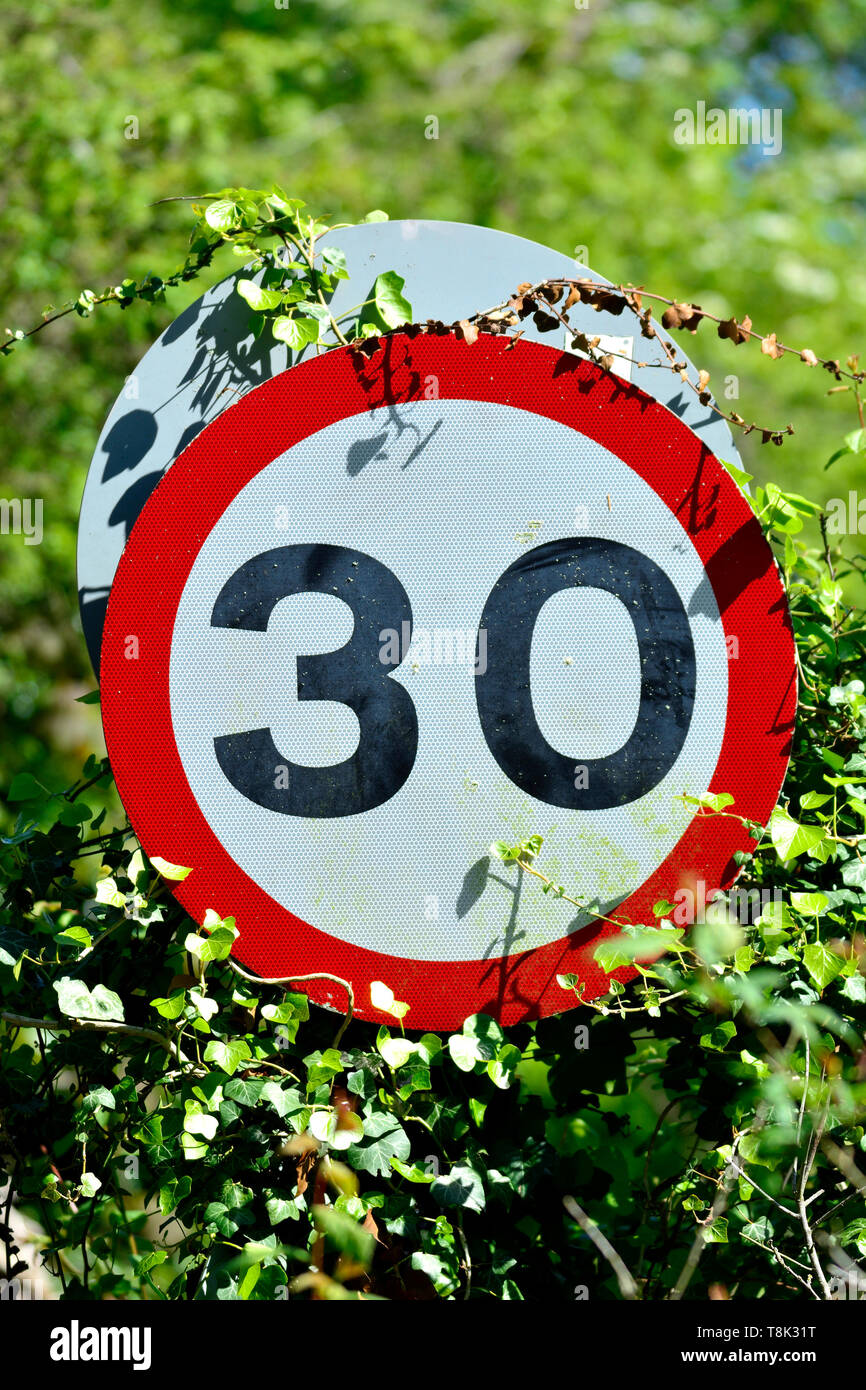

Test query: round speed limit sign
[100,333,796,1030]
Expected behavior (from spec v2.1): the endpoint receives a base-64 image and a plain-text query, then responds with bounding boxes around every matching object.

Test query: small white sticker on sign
[563,331,634,382]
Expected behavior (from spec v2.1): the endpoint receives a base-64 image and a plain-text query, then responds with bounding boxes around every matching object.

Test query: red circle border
[100,333,797,1030]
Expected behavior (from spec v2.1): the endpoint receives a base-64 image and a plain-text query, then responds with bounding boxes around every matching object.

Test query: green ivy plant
[2,191,866,1302]
[1,187,411,362]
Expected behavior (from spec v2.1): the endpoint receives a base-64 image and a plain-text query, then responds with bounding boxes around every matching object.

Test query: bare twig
[798,1098,834,1299]
[227,959,354,1048]
[729,1159,798,1218]
[563,1194,639,1299]
[0,1011,184,1063]
[670,1143,740,1300]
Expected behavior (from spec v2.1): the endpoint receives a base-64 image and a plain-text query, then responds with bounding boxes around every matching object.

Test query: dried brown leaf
[760,332,784,360]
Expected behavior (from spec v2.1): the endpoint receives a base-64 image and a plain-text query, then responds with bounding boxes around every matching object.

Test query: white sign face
[169,400,727,962]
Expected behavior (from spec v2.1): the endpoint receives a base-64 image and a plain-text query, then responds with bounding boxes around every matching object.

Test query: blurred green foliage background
[2,0,865,793]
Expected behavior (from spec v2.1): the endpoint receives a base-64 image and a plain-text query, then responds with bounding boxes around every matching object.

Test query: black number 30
[210,539,695,817]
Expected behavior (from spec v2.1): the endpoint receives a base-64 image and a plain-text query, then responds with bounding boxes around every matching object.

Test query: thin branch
[820,1137,866,1195]
[563,1195,639,1299]
[740,1232,819,1299]
[227,959,354,1047]
[728,1159,798,1218]
[0,1011,184,1063]
[670,1146,739,1300]
[798,1099,834,1299]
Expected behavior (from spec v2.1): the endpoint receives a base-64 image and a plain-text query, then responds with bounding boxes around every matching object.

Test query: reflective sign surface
[101,334,796,1029]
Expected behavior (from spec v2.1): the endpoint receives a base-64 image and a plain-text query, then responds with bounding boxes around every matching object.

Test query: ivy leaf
[802,942,844,991]
[370,979,410,1020]
[699,1021,737,1051]
[370,270,411,329]
[431,1163,486,1213]
[54,978,125,1022]
[185,918,237,963]
[734,945,756,973]
[83,1085,116,1112]
[224,1076,265,1107]
[839,1217,866,1255]
[236,279,285,312]
[272,315,319,349]
[488,1044,522,1089]
[842,859,866,891]
[204,1185,254,1236]
[653,899,677,918]
[447,1033,481,1072]
[703,1217,728,1243]
[319,246,348,277]
[742,1216,775,1244]
[596,926,683,969]
[378,1035,416,1069]
[310,1110,338,1145]
[842,973,866,1003]
[159,1176,192,1216]
[313,1206,375,1265]
[203,1038,251,1076]
[303,1048,344,1091]
[136,1251,168,1279]
[411,1250,460,1296]
[79,1170,102,1197]
[463,1014,505,1054]
[262,993,310,1023]
[265,1193,301,1226]
[791,891,829,915]
[391,1157,436,1184]
[189,988,218,1022]
[149,856,193,881]
[699,791,735,813]
[95,876,126,908]
[204,1202,246,1237]
[344,1111,409,1177]
[397,1063,431,1101]
[150,991,186,1020]
[261,1081,309,1131]
[56,926,92,950]
[593,938,633,973]
[7,772,48,800]
[769,808,827,862]
[205,199,241,233]
[183,1106,218,1140]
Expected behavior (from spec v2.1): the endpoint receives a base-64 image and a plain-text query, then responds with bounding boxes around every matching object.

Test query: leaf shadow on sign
[676,446,721,535]
[459,853,612,1021]
[333,325,443,476]
[551,351,654,413]
[80,278,283,673]
[344,410,445,477]
[685,517,782,620]
[346,431,389,475]
[99,409,158,483]
[765,655,798,741]
[552,350,719,437]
